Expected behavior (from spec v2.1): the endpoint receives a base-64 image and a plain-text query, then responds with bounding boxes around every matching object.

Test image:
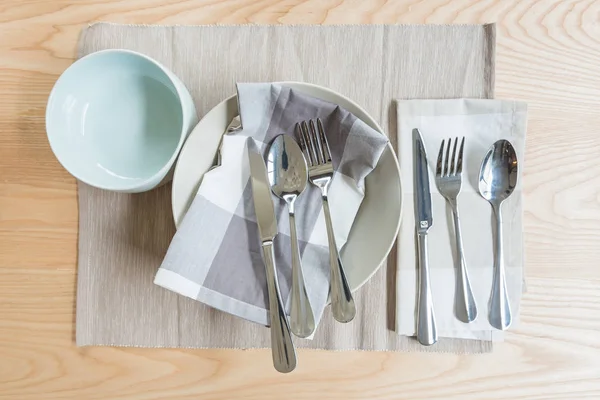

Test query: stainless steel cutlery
[297,119,356,324]
[435,137,477,323]
[413,128,437,346]
[267,134,316,338]
[411,129,519,340]
[248,148,297,373]
[250,119,518,361]
[478,139,518,330]
[249,120,358,372]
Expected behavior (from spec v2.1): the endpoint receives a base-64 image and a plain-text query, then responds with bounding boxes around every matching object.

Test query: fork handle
[450,204,478,323]
[321,195,356,323]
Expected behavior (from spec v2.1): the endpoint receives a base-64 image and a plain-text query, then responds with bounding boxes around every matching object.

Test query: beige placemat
[76,23,496,353]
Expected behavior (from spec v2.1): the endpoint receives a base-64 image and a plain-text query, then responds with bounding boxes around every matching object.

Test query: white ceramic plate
[172,82,402,291]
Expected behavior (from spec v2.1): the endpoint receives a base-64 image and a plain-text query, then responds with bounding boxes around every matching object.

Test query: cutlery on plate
[248,147,297,373]
[478,139,518,330]
[413,128,437,346]
[267,134,315,338]
[297,119,356,323]
[209,117,241,171]
[435,137,477,323]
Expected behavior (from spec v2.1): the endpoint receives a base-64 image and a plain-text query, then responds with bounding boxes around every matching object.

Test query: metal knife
[413,128,438,346]
[248,146,297,373]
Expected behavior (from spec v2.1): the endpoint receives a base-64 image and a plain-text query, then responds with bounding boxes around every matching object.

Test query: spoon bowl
[267,135,309,202]
[267,134,315,338]
[478,140,518,206]
[478,139,518,330]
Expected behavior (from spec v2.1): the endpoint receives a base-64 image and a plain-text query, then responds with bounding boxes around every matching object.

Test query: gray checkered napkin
[155,83,388,328]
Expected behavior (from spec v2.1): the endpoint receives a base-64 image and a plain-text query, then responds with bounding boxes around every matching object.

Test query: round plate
[172,82,402,291]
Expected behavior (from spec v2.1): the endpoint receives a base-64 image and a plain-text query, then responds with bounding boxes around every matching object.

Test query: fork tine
[444,137,451,177]
[450,137,458,175]
[308,120,325,164]
[316,118,332,162]
[300,121,316,166]
[456,137,465,175]
[296,123,312,166]
[298,121,310,165]
[436,139,444,177]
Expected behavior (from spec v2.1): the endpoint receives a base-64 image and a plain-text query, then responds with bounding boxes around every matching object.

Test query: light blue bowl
[46,49,198,192]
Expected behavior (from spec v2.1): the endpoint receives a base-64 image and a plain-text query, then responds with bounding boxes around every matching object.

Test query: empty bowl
[46,49,198,192]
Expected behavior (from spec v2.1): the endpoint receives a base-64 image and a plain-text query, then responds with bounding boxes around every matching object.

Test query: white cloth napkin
[396,99,527,341]
[155,83,388,328]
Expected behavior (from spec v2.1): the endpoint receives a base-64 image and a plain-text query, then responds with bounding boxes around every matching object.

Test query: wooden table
[1,1,599,398]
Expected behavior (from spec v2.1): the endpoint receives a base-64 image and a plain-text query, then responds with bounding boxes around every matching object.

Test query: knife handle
[261,240,297,373]
[416,232,437,346]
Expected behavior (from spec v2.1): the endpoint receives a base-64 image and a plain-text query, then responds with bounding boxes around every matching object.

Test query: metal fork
[297,119,356,323]
[435,137,478,323]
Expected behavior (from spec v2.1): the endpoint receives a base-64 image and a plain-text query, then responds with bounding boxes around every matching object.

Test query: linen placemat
[76,23,496,353]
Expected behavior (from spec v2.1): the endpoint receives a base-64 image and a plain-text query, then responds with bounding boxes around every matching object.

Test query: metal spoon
[267,134,315,338]
[478,139,518,330]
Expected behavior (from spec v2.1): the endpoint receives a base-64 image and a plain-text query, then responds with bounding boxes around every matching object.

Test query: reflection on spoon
[267,134,315,338]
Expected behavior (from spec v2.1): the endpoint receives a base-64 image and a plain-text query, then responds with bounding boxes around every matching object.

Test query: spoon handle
[490,203,512,330]
[322,195,356,323]
[288,211,316,338]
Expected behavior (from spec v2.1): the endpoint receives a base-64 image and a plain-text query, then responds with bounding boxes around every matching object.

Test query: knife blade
[248,146,297,373]
[414,128,433,232]
[413,128,438,346]
[248,149,278,242]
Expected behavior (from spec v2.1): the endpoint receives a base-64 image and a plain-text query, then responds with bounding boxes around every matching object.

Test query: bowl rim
[46,48,191,192]
[171,81,403,291]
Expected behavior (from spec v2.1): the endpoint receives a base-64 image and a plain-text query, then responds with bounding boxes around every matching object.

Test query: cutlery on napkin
[155,83,388,329]
[248,142,297,372]
[396,99,527,341]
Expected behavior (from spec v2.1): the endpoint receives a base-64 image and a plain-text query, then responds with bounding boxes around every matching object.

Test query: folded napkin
[155,83,388,327]
[396,99,527,341]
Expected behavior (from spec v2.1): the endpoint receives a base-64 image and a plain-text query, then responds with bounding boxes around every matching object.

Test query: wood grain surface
[1,0,599,399]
